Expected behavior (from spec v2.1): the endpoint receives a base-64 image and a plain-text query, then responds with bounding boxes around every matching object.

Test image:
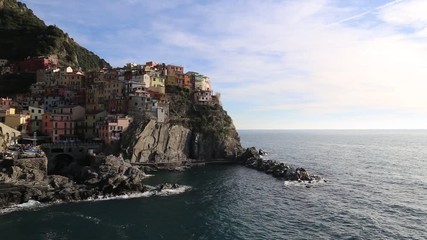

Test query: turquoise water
[1,130,427,239]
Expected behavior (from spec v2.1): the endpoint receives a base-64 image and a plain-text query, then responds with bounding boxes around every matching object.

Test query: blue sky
[22,0,427,129]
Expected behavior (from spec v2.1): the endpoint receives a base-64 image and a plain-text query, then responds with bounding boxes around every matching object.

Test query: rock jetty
[239,147,321,182]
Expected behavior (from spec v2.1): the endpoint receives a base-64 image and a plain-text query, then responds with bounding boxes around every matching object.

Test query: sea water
[0,130,426,239]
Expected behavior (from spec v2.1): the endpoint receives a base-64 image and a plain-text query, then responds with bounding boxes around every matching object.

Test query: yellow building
[149,73,165,94]
[0,107,15,122]
[5,114,30,130]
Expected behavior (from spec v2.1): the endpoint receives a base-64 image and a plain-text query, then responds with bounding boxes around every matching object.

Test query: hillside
[0,0,110,71]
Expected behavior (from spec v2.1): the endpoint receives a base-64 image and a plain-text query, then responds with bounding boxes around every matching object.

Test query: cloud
[20,0,427,128]
[378,0,427,28]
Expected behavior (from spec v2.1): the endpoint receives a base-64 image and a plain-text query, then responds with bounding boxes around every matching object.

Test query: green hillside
[0,0,110,71]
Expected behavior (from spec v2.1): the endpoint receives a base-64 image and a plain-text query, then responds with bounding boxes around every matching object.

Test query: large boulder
[0,157,48,183]
[79,155,147,194]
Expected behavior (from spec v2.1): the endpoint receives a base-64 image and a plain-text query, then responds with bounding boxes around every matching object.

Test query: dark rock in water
[0,154,152,210]
[239,147,261,162]
[239,147,320,182]
[156,183,180,191]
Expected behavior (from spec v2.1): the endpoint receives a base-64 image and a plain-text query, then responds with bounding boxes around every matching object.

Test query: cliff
[121,88,243,166]
[0,0,110,71]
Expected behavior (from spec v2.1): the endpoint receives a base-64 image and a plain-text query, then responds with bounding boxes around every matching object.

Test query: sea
[1,130,427,240]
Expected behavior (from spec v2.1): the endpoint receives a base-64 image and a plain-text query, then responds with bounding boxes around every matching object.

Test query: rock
[239,147,262,163]
[0,153,151,210]
[122,114,243,164]
[239,147,320,182]
[126,120,191,163]
[48,175,74,189]
[157,183,179,191]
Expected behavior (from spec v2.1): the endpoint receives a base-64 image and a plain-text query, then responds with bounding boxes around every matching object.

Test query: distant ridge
[0,0,110,71]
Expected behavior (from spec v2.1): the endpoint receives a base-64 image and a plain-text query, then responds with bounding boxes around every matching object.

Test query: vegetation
[0,73,34,96]
[166,86,233,139]
[0,0,110,71]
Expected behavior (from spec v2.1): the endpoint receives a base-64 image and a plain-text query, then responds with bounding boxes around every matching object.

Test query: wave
[88,185,192,200]
[155,185,192,196]
[0,200,48,215]
[284,178,327,187]
[0,185,192,215]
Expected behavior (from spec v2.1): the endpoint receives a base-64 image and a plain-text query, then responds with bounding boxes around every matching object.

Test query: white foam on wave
[0,200,48,215]
[69,212,102,224]
[0,185,192,215]
[155,185,192,196]
[284,178,327,187]
[86,185,192,202]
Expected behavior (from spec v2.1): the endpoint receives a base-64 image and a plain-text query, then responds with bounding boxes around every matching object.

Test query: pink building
[41,105,85,142]
[41,113,75,142]
[98,115,133,144]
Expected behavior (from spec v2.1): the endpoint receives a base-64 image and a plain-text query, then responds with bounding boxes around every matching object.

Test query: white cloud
[20,0,427,128]
[379,0,427,28]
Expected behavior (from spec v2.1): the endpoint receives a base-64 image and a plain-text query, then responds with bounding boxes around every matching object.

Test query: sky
[21,0,427,129]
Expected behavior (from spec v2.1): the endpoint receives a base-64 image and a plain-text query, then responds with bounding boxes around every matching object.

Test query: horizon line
[237,128,427,131]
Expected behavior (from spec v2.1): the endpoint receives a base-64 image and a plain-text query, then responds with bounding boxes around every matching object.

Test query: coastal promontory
[0,0,320,211]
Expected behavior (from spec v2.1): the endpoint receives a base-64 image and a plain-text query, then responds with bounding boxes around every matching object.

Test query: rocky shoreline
[0,154,185,210]
[0,146,321,211]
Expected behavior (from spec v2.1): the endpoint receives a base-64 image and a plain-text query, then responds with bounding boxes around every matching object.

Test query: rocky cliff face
[121,90,243,165]
[124,120,191,164]
[123,119,242,164]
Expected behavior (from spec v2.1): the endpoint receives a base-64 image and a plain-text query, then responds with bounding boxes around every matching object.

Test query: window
[31,109,34,113]
[38,110,41,113]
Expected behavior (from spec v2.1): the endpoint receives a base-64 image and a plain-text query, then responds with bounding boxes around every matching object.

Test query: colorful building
[98,115,133,144]
[0,107,15,122]
[5,113,30,130]
[41,105,85,142]
[84,110,108,139]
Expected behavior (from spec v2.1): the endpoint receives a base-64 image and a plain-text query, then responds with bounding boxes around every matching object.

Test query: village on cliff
[0,55,220,146]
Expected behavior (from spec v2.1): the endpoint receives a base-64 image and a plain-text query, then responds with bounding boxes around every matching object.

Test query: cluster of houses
[0,56,220,144]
